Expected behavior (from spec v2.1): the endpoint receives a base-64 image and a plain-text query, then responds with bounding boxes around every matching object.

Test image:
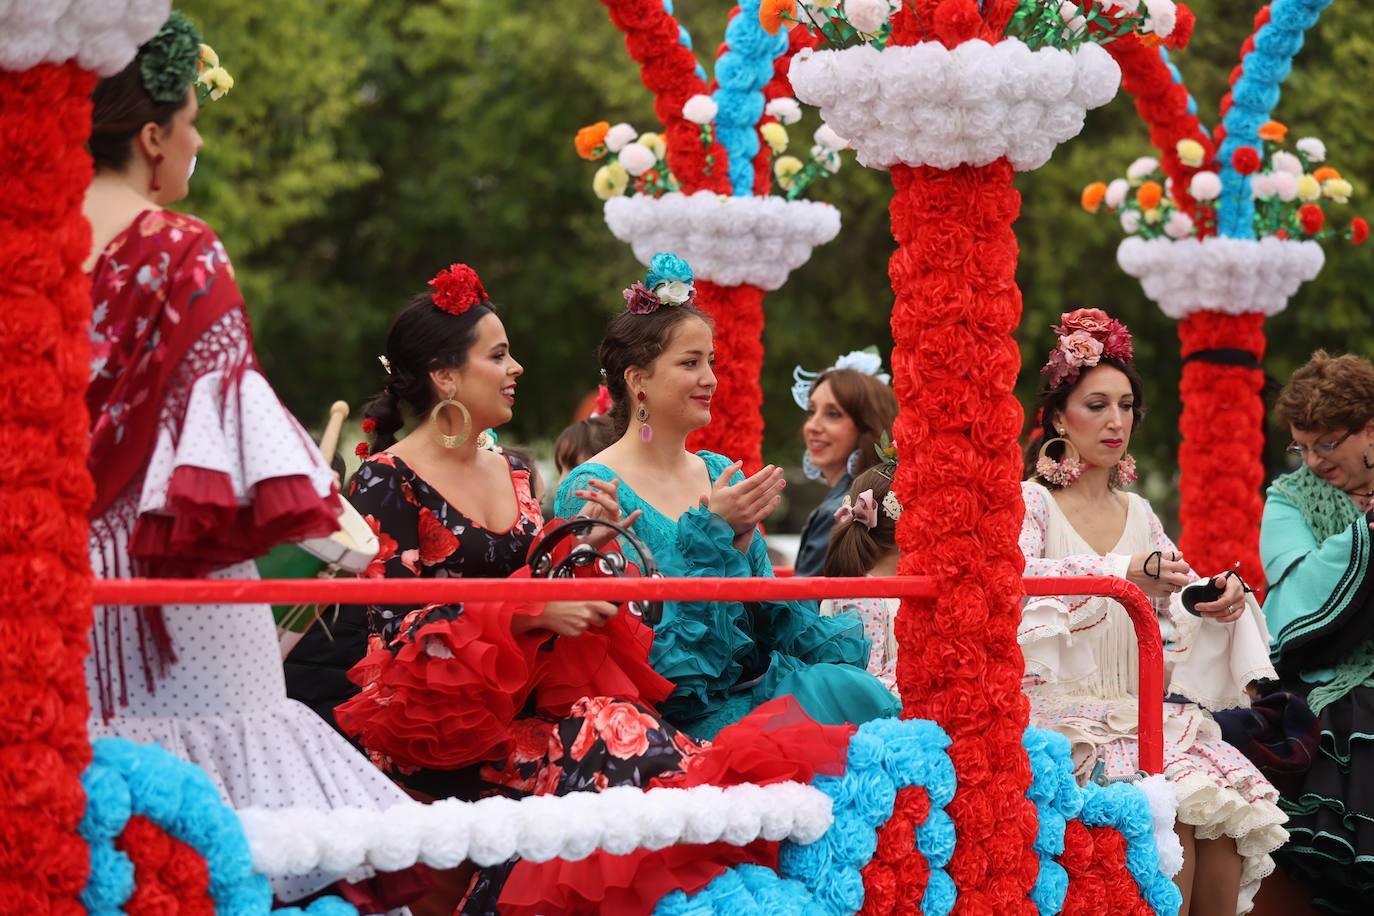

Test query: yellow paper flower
[760,122,788,155]
[1143,208,1162,224]
[1296,174,1322,202]
[774,155,803,190]
[638,132,667,159]
[1176,138,1205,168]
[199,43,219,70]
[593,161,629,200]
[1323,178,1353,204]
[197,66,234,101]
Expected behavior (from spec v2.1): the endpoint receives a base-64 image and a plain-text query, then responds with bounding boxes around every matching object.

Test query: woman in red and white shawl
[82,13,415,908]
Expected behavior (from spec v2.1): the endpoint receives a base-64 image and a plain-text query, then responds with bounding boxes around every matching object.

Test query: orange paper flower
[1136,181,1163,211]
[1257,120,1288,142]
[1080,182,1108,213]
[1313,166,1342,184]
[760,0,798,34]
[575,121,611,160]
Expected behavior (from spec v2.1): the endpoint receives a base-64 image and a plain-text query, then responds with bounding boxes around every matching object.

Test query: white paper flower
[845,0,890,34]
[682,93,719,125]
[618,142,657,177]
[1127,156,1160,183]
[1295,136,1326,163]
[655,280,693,304]
[1142,0,1178,37]
[813,123,848,152]
[1188,170,1221,201]
[0,0,171,74]
[1105,178,1130,209]
[1272,171,1300,202]
[605,191,841,291]
[1118,235,1324,319]
[765,97,803,125]
[832,350,885,377]
[1270,150,1303,176]
[1163,210,1194,239]
[1121,210,1142,233]
[1250,172,1277,199]
[605,122,638,153]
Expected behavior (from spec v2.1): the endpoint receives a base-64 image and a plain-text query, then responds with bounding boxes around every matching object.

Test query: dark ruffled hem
[133,470,340,576]
[1275,686,1374,913]
[336,610,536,771]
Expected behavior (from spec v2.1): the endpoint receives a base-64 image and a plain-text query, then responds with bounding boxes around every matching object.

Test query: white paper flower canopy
[0,0,171,75]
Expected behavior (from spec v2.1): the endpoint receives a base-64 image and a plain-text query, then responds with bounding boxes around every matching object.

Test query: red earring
[149,153,164,193]
[635,391,652,443]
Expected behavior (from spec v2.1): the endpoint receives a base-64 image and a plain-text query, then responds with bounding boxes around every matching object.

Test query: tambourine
[526,516,663,626]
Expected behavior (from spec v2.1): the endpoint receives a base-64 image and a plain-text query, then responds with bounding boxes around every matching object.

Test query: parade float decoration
[783,1,1188,912]
[1083,0,1353,589]
[580,0,843,472]
[5,1,1186,912]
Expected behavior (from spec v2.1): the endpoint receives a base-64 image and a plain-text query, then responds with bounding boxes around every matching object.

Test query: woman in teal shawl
[1261,350,1374,914]
[555,254,899,739]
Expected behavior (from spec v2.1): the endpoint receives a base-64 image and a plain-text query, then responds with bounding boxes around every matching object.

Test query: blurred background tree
[178,0,1374,530]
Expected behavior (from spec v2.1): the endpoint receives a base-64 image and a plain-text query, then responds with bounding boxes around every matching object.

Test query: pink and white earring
[635,391,652,443]
[1110,453,1138,488]
[1036,431,1083,488]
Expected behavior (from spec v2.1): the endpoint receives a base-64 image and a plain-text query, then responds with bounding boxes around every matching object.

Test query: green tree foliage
[177,0,1374,524]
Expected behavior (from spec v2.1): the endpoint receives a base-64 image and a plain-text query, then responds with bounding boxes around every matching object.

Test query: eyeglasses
[1286,430,1356,459]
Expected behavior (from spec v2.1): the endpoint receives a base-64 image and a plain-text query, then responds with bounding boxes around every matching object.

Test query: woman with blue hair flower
[556,254,899,739]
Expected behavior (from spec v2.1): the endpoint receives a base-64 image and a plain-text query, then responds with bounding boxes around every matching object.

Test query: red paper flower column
[0,61,99,910]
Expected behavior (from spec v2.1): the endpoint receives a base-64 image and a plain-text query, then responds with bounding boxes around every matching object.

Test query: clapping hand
[703,461,786,536]
[572,477,643,550]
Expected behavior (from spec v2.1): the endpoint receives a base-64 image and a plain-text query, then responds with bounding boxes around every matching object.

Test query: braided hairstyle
[362,292,496,452]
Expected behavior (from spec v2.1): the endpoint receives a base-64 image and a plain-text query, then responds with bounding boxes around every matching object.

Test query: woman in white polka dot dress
[82,16,413,907]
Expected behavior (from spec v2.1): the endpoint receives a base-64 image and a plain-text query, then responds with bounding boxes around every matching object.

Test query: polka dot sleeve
[1020,481,1126,579]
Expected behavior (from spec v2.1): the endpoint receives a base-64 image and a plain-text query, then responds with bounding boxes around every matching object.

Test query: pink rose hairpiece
[835,490,880,529]
[1040,308,1135,389]
[429,263,490,317]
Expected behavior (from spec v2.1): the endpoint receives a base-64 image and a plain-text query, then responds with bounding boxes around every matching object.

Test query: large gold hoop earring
[431,395,472,449]
[1035,436,1083,488]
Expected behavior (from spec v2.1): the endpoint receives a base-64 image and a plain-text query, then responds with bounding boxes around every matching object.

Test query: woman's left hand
[573,477,642,550]
[1192,572,1249,623]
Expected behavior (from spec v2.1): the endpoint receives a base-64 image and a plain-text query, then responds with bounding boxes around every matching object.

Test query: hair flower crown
[624,252,695,314]
[139,12,232,104]
[429,263,490,317]
[1041,308,1134,389]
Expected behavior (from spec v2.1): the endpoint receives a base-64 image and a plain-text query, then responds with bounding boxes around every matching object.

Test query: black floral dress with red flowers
[334,452,706,912]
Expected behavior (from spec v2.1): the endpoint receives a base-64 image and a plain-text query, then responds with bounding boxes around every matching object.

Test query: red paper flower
[361,417,377,434]
[1231,146,1261,175]
[428,263,489,317]
[1299,203,1325,236]
[1352,217,1369,245]
[354,441,369,458]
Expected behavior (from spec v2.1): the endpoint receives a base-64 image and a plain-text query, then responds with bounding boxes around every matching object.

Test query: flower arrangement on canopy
[1083,127,1367,244]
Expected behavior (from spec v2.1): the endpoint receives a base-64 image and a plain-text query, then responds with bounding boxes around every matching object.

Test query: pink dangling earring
[1035,431,1083,488]
[636,391,652,443]
[1110,453,1138,489]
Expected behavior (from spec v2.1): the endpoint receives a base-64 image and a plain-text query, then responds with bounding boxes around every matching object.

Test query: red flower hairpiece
[592,384,613,418]
[1041,308,1134,389]
[429,263,489,316]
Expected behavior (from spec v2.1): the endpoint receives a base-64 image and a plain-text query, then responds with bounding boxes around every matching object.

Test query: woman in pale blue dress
[554,254,898,738]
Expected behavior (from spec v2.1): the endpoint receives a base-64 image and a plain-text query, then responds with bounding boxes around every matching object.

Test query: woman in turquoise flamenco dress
[555,254,899,739]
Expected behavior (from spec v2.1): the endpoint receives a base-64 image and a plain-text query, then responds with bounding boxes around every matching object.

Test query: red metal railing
[91,574,1163,773]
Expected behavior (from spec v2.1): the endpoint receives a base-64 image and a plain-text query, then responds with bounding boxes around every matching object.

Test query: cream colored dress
[1019,481,1287,914]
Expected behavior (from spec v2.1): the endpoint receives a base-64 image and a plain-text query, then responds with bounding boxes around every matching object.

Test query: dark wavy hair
[598,304,713,437]
[362,295,497,452]
[1023,357,1146,488]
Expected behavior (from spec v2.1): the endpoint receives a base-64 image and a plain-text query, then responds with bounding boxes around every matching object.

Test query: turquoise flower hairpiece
[623,251,697,314]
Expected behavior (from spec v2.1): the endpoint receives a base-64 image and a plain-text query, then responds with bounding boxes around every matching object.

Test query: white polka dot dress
[87,362,412,902]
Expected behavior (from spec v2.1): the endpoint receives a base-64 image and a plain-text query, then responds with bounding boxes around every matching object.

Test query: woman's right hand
[1126,550,1191,600]
[527,600,619,637]
[704,461,786,535]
